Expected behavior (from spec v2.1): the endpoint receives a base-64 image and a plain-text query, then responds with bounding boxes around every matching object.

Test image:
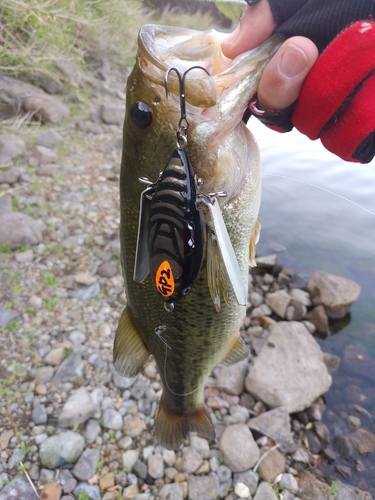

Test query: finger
[257,36,319,110]
[221,0,277,59]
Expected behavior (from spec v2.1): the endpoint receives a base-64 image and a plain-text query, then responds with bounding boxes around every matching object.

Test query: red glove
[249,21,375,164]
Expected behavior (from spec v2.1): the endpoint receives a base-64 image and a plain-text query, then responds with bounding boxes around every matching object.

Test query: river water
[250,117,375,492]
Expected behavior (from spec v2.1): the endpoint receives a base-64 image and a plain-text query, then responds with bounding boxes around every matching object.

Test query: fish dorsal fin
[155,399,215,450]
[207,227,229,312]
[113,307,150,377]
[249,218,261,267]
[219,335,248,367]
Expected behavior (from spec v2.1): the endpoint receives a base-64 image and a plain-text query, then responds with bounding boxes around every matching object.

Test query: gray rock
[0,194,12,213]
[7,447,26,469]
[298,472,336,500]
[0,75,70,124]
[0,476,36,500]
[290,288,311,306]
[322,352,341,375]
[39,431,84,468]
[0,212,43,249]
[336,481,373,500]
[52,352,84,382]
[220,423,260,472]
[306,270,361,318]
[58,387,98,427]
[59,469,77,493]
[72,448,100,481]
[97,260,118,277]
[73,482,101,500]
[133,459,148,480]
[147,453,164,479]
[305,305,330,336]
[34,365,54,384]
[100,103,125,125]
[188,475,219,500]
[255,254,277,268]
[71,282,100,301]
[253,481,278,500]
[82,419,101,444]
[32,399,47,425]
[257,448,286,483]
[37,130,64,147]
[265,290,291,318]
[0,167,21,184]
[214,359,248,396]
[159,483,183,500]
[122,449,140,470]
[0,134,26,164]
[248,407,297,454]
[233,469,258,496]
[112,371,136,389]
[333,434,355,459]
[245,322,332,413]
[37,164,59,176]
[0,308,19,328]
[32,144,58,164]
[102,407,123,430]
[15,249,34,262]
[190,435,210,459]
[181,447,203,473]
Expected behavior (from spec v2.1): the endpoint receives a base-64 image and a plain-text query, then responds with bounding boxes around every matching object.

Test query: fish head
[124,24,283,200]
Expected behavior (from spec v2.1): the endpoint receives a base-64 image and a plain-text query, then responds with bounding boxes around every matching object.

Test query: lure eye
[130,102,153,129]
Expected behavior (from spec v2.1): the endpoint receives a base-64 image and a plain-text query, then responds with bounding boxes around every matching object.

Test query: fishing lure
[133,66,247,308]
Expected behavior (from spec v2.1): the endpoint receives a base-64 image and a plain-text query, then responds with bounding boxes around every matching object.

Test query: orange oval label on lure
[156,261,175,298]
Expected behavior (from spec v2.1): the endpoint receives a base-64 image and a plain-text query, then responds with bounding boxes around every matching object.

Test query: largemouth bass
[114,24,282,449]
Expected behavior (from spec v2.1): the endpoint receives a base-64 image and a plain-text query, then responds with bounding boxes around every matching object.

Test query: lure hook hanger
[165,66,210,147]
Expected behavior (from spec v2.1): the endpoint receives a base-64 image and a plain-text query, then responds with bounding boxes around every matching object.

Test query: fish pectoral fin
[155,400,215,450]
[219,335,249,367]
[249,219,261,267]
[207,228,230,312]
[113,307,150,377]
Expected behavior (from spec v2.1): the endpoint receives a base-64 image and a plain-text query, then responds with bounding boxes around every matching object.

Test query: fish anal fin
[113,307,150,377]
[219,335,248,367]
[249,219,261,267]
[155,401,215,450]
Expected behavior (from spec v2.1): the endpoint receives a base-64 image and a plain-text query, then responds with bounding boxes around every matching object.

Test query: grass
[0,0,218,88]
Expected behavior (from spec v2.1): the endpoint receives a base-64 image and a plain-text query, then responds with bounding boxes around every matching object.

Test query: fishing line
[154,317,199,398]
[263,173,375,218]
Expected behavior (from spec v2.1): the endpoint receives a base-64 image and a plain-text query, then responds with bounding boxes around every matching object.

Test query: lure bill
[114,24,283,448]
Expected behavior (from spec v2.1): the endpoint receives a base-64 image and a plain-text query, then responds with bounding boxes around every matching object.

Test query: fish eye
[130,102,153,129]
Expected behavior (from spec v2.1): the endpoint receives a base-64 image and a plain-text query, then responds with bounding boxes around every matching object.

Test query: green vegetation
[44,273,58,288]
[77,490,90,500]
[329,481,339,499]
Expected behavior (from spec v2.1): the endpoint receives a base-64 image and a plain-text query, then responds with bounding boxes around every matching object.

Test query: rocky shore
[0,70,374,500]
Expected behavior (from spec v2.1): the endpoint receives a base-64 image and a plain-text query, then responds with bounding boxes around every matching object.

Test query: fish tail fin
[113,307,150,377]
[155,400,215,450]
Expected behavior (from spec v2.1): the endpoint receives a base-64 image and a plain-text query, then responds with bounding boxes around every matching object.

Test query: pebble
[72,448,100,481]
[257,448,286,483]
[73,482,101,500]
[253,481,278,500]
[181,447,203,473]
[52,352,84,382]
[234,482,251,499]
[220,423,260,472]
[123,415,146,437]
[102,408,123,430]
[159,483,183,500]
[278,473,299,495]
[122,449,140,470]
[187,475,219,500]
[39,431,84,468]
[147,453,164,479]
[233,469,258,496]
[0,212,44,249]
[214,359,248,396]
[0,476,36,500]
[71,281,101,301]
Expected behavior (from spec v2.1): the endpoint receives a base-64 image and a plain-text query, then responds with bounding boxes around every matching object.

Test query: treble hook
[165,66,210,147]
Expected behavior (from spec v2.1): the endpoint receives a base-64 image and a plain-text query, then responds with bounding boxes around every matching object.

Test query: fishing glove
[246,0,375,164]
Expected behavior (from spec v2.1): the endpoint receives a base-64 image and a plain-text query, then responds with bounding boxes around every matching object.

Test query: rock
[278,473,298,495]
[181,447,203,473]
[0,307,19,327]
[37,163,59,176]
[220,423,260,472]
[147,453,164,479]
[0,194,12,213]
[122,449,140,470]
[8,447,26,469]
[0,429,14,450]
[248,406,297,454]
[0,75,70,123]
[75,272,97,285]
[73,483,101,500]
[0,476,37,500]
[305,305,330,336]
[252,481,278,500]
[333,434,356,460]
[0,212,43,249]
[349,428,375,454]
[32,399,48,424]
[44,346,66,365]
[123,415,146,437]
[37,130,64,147]
[100,103,125,125]
[34,365,54,383]
[0,134,26,164]
[189,435,210,459]
[214,359,248,396]
[97,260,118,278]
[245,322,332,413]
[72,448,100,481]
[257,447,286,483]
[102,408,123,430]
[15,249,34,262]
[234,483,251,499]
[233,469,258,496]
[159,483,183,500]
[306,270,361,318]
[322,352,341,374]
[290,288,311,306]
[39,431,84,468]
[82,419,101,444]
[99,472,115,490]
[40,482,62,500]
[60,469,77,493]
[71,282,101,301]
[0,167,21,184]
[298,472,335,500]
[59,387,98,427]
[336,481,373,500]
[52,352,84,382]
[32,144,59,163]
[265,290,291,318]
[187,475,219,500]
[255,254,277,267]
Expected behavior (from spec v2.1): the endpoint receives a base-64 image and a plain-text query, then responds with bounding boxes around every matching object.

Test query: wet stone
[335,464,352,479]
[349,428,375,455]
[334,434,356,459]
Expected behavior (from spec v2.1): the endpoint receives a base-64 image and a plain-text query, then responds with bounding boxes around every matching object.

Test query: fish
[114,24,283,449]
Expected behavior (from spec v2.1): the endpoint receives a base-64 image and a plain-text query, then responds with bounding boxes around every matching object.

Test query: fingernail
[278,44,309,79]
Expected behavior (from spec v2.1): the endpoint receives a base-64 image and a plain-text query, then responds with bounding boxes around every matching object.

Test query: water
[250,118,375,492]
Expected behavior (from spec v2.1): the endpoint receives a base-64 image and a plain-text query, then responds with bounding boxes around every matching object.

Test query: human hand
[222,0,375,164]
